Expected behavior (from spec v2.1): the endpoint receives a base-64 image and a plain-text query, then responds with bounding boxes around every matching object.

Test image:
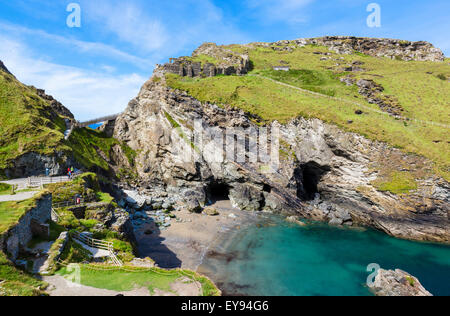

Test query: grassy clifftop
[166,43,450,180]
[0,68,69,173]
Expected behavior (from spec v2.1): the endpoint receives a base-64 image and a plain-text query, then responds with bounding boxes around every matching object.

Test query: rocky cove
[111,62,449,245]
[1,36,449,296]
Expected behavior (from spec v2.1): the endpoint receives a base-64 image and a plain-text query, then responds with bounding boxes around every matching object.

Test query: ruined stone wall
[1,194,52,261]
[159,43,251,78]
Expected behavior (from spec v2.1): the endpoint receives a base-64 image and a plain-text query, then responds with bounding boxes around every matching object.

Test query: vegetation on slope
[166,44,450,180]
[0,183,12,195]
[0,70,69,174]
[0,66,137,179]
[67,127,137,176]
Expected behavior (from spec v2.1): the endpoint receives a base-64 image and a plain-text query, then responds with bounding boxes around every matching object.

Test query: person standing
[45,168,49,177]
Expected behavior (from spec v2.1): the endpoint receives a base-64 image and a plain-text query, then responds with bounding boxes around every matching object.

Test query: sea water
[199,215,450,296]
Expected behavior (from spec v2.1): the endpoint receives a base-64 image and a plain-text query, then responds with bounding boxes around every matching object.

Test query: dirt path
[42,275,202,296]
[43,275,151,296]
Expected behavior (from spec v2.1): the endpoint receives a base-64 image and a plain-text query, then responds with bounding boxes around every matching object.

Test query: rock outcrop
[33,88,74,119]
[267,36,445,62]
[113,69,450,244]
[159,43,250,77]
[0,60,12,76]
[371,269,433,296]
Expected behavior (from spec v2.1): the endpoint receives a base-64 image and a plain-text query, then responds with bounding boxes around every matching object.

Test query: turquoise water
[89,123,102,130]
[200,216,450,296]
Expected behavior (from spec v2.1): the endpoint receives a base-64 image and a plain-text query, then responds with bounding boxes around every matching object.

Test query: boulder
[371,269,433,296]
[204,207,220,216]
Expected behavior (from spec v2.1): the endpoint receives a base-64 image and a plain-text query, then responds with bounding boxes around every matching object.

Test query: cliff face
[114,69,450,243]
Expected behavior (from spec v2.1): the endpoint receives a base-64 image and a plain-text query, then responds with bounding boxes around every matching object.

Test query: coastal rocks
[204,207,219,216]
[286,216,306,226]
[371,269,433,296]
[229,184,264,211]
[123,190,151,210]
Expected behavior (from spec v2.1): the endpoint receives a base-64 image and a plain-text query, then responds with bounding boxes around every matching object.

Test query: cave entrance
[207,181,231,203]
[297,162,330,201]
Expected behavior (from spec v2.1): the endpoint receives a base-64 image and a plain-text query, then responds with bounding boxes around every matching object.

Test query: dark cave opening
[207,181,231,203]
[297,162,331,201]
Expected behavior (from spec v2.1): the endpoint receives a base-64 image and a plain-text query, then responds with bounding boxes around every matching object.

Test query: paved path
[0,191,38,202]
[1,175,70,191]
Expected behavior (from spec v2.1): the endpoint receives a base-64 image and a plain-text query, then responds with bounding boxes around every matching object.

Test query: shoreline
[134,199,263,271]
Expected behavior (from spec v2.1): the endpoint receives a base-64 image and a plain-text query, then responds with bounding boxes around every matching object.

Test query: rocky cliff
[269,36,445,62]
[114,63,449,243]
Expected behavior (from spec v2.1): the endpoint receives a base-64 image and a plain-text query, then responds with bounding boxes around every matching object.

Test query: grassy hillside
[0,66,136,178]
[0,69,69,173]
[166,43,450,180]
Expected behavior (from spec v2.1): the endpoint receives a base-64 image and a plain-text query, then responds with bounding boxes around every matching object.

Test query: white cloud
[0,21,154,70]
[246,0,315,23]
[82,0,169,53]
[0,35,146,121]
[81,0,250,56]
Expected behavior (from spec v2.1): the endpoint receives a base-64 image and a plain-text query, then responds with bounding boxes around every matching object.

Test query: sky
[0,0,449,121]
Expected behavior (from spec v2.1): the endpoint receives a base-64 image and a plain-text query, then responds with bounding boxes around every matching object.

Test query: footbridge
[77,113,122,128]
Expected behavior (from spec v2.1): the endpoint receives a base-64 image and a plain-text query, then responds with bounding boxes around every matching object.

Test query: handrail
[72,232,122,266]
[51,208,59,222]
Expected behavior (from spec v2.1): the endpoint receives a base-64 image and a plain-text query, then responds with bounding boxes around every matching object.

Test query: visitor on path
[45,168,49,177]
[68,168,72,179]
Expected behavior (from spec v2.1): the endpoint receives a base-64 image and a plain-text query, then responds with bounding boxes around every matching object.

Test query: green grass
[67,127,137,174]
[0,192,45,234]
[256,68,344,96]
[96,192,114,204]
[374,171,418,194]
[0,251,47,296]
[0,183,12,195]
[166,43,450,180]
[57,265,220,296]
[59,238,93,264]
[46,172,99,204]
[188,54,220,66]
[0,70,69,171]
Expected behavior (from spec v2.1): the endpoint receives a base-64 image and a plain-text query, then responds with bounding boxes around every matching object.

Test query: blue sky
[0,0,449,120]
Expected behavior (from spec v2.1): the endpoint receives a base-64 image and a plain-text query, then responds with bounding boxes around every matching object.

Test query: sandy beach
[134,199,260,271]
